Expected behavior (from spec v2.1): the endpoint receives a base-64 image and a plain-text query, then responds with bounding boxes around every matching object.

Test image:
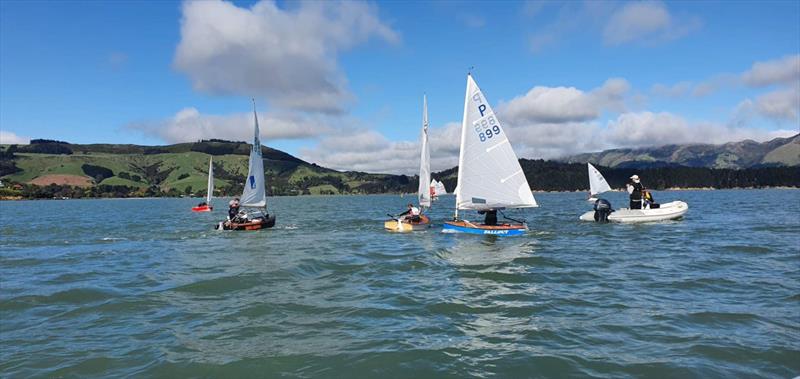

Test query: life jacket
[630,182,643,200]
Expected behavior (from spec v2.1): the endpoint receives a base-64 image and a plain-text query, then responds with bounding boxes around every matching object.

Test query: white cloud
[498,78,630,124]
[0,131,30,145]
[742,54,800,87]
[603,1,701,46]
[606,111,796,148]
[128,107,332,143]
[300,123,462,175]
[173,0,398,114]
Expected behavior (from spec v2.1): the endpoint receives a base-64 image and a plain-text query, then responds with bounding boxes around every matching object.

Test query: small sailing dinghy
[192,157,214,212]
[216,100,276,231]
[586,162,611,203]
[443,74,538,236]
[385,95,433,232]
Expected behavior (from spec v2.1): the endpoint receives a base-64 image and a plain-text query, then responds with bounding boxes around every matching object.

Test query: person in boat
[397,203,421,222]
[227,198,240,221]
[627,175,644,209]
[197,201,207,207]
[478,209,498,226]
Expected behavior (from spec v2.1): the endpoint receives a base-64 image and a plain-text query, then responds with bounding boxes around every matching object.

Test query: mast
[454,73,471,220]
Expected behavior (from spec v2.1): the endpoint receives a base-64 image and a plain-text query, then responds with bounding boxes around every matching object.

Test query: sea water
[1,189,798,377]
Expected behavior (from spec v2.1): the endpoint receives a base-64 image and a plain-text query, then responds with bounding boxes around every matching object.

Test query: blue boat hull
[442,221,527,236]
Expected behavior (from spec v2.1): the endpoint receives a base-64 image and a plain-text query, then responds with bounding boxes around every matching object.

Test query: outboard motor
[593,198,613,223]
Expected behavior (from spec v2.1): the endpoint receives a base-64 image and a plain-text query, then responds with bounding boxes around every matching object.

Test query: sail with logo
[587,162,612,202]
[384,95,433,232]
[216,99,276,231]
[443,74,537,236]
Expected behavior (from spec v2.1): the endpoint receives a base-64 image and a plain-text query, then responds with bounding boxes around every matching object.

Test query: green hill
[1,138,798,200]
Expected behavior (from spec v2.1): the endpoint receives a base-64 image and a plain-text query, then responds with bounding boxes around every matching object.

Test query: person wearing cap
[227,198,240,221]
[627,175,644,209]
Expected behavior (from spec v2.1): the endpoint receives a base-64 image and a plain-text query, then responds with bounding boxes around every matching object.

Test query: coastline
[2,186,798,201]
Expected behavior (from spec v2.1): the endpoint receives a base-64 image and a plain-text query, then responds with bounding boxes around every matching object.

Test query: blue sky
[1,0,798,174]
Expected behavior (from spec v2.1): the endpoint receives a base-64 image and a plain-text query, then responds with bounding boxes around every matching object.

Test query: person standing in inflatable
[627,175,644,209]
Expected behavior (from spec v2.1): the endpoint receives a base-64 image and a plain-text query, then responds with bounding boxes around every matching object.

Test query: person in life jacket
[397,203,421,222]
[478,209,498,226]
[227,198,240,221]
[627,175,644,209]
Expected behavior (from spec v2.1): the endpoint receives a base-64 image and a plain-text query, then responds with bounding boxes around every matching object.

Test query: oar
[386,213,400,221]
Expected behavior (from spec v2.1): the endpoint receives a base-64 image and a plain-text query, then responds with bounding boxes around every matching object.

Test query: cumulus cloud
[0,131,30,145]
[606,111,796,148]
[603,1,701,46]
[528,1,698,52]
[300,123,462,175]
[128,107,333,143]
[742,54,800,87]
[173,0,398,114]
[498,78,630,124]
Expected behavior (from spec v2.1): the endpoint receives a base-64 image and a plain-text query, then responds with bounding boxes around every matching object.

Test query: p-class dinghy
[385,95,433,232]
[443,74,538,236]
[192,157,214,212]
[216,100,276,231]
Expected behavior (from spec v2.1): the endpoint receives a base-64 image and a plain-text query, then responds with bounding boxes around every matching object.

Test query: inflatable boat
[580,200,688,223]
[191,204,213,212]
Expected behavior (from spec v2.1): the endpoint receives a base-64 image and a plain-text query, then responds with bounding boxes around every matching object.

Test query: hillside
[561,134,800,169]
[0,139,415,197]
[1,138,799,200]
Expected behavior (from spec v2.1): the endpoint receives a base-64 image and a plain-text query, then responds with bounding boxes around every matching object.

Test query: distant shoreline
[2,186,798,201]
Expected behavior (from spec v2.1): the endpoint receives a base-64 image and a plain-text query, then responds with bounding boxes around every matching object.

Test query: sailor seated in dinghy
[626,175,645,209]
[227,198,241,223]
[397,203,421,223]
[478,209,498,226]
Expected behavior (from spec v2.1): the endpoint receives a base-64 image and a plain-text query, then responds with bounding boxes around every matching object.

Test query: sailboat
[384,95,433,232]
[586,162,612,202]
[442,74,538,236]
[216,100,276,231]
[191,157,215,212]
[434,180,447,195]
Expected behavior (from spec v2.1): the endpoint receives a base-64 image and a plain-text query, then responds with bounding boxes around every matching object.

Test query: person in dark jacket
[626,175,644,209]
[478,209,498,225]
[228,198,240,221]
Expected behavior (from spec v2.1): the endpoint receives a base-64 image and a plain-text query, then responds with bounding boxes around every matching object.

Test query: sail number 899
[474,116,501,142]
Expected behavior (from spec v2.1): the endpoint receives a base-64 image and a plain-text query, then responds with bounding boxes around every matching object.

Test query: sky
[1,0,798,174]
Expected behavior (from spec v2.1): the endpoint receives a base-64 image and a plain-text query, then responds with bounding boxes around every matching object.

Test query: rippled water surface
[1,189,799,378]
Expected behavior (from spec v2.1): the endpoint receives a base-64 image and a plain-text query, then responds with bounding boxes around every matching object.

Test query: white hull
[580,201,688,223]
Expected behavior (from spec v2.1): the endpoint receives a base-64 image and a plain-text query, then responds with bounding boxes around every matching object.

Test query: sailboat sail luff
[418,95,431,208]
[240,101,267,208]
[206,157,214,204]
[453,74,537,213]
[587,163,611,196]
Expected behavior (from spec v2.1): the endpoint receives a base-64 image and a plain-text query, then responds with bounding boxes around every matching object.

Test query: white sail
[454,74,537,213]
[587,163,611,196]
[435,180,447,195]
[206,157,214,204]
[240,100,267,208]
[418,95,431,208]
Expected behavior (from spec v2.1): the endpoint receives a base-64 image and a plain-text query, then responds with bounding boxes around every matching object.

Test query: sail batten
[418,95,431,208]
[240,100,267,208]
[453,74,537,212]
